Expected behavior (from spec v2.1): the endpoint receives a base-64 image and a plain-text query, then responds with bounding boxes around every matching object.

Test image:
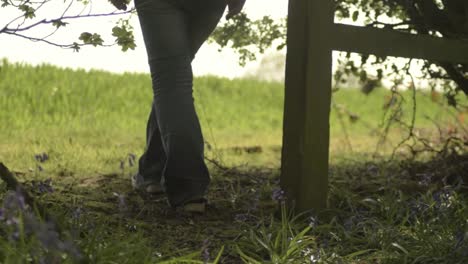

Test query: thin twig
[5,9,134,33]
[391,59,417,159]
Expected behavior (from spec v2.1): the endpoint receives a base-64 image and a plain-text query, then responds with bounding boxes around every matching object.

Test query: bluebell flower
[113,192,128,213]
[272,188,286,202]
[3,190,26,211]
[453,230,466,250]
[234,213,248,222]
[249,191,260,211]
[71,207,82,221]
[128,153,136,167]
[432,188,453,210]
[201,239,210,263]
[309,216,318,228]
[417,173,433,186]
[34,153,49,163]
[33,179,54,194]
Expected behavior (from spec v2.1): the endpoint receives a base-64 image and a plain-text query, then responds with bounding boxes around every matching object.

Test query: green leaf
[391,242,409,254]
[112,25,136,52]
[359,70,368,82]
[71,42,80,52]
[19,4,35,19]
[79,32,92,43]
[352,11,359,22]
[345,249,374,259]
[79,32,103,47]
[52,20,68,29]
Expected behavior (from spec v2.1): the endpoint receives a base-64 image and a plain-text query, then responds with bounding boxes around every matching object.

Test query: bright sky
[0,0,288,78]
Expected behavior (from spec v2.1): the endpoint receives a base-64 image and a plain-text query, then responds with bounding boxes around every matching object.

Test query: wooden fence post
[281,0,468,214]
[281,0,334,212]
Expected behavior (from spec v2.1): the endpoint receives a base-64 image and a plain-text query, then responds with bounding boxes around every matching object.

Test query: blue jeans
[134,0,226,206]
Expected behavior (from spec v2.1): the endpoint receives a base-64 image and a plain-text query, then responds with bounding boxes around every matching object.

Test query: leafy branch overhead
[0,0,136,51]
[210,13,286,66]
[210,0,468,101]
[1,0,466,101]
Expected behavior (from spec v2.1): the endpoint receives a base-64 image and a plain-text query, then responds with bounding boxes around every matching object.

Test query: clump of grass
[234,197,317,263]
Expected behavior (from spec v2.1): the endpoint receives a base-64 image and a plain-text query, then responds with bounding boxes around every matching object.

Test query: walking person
[131,0,246,213]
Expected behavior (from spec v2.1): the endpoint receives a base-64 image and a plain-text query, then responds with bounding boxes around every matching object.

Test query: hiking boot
[131,173,164,194]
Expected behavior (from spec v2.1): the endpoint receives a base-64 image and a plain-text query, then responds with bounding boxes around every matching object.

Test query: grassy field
[1,58,465,169]
[0,59,467,263]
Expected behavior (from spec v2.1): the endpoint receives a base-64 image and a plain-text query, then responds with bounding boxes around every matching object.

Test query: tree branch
[3,30,114,49]
[3,9,134,33]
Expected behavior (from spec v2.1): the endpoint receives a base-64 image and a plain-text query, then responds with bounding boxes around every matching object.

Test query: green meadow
[1,59,464,170]
[0,59,467,263]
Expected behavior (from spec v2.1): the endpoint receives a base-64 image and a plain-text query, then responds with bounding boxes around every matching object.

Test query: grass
[0,59,467,263]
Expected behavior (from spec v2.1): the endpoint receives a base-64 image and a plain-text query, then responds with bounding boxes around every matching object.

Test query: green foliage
[335,0,406,22]
[211,0,468,97]
[52,20,68,29]
[78,32,104,47]
[235,204,317,263]
[112,19,137,51]
[210,13,286,66]
[0,59,464,170]
[1,0,135,52]
[18,4,35,19]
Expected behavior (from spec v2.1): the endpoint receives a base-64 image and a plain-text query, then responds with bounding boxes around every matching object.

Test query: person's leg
[136,103,166,188]
[135,0,214,207]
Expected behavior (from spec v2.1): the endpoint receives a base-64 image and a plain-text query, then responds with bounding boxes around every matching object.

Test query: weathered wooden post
[281,0,468,214]
[281,0,334,212]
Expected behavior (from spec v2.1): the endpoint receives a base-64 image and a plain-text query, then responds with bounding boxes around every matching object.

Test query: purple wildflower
[113,192,128,213]
[321,238,329,249]
[366,164,379,175]
[408,198,429,220]
[11,231,20,241]
[0,191,82,260]
[454,230,466,250]
[34,153,49,163]
[22,212,41,235]
[310,249,321,263]
[272,188,286,202]
[432,189,453,210]
[71,207,82,221]
[234,213,249,222]
[3,190,26,211]
[33,179,54,194]
[126,224,137,232]
[417,173,433,186]
[249,191,260,211]
[128,153,136,167]
[36,222,82,259]
[37,227,61,249]
[343,217,354,231]
[5,216,20,226]
[201,239,210,263]
[309,216,318,228]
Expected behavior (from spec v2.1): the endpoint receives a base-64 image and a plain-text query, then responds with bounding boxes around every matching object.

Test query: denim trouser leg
[135,0,226,206]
